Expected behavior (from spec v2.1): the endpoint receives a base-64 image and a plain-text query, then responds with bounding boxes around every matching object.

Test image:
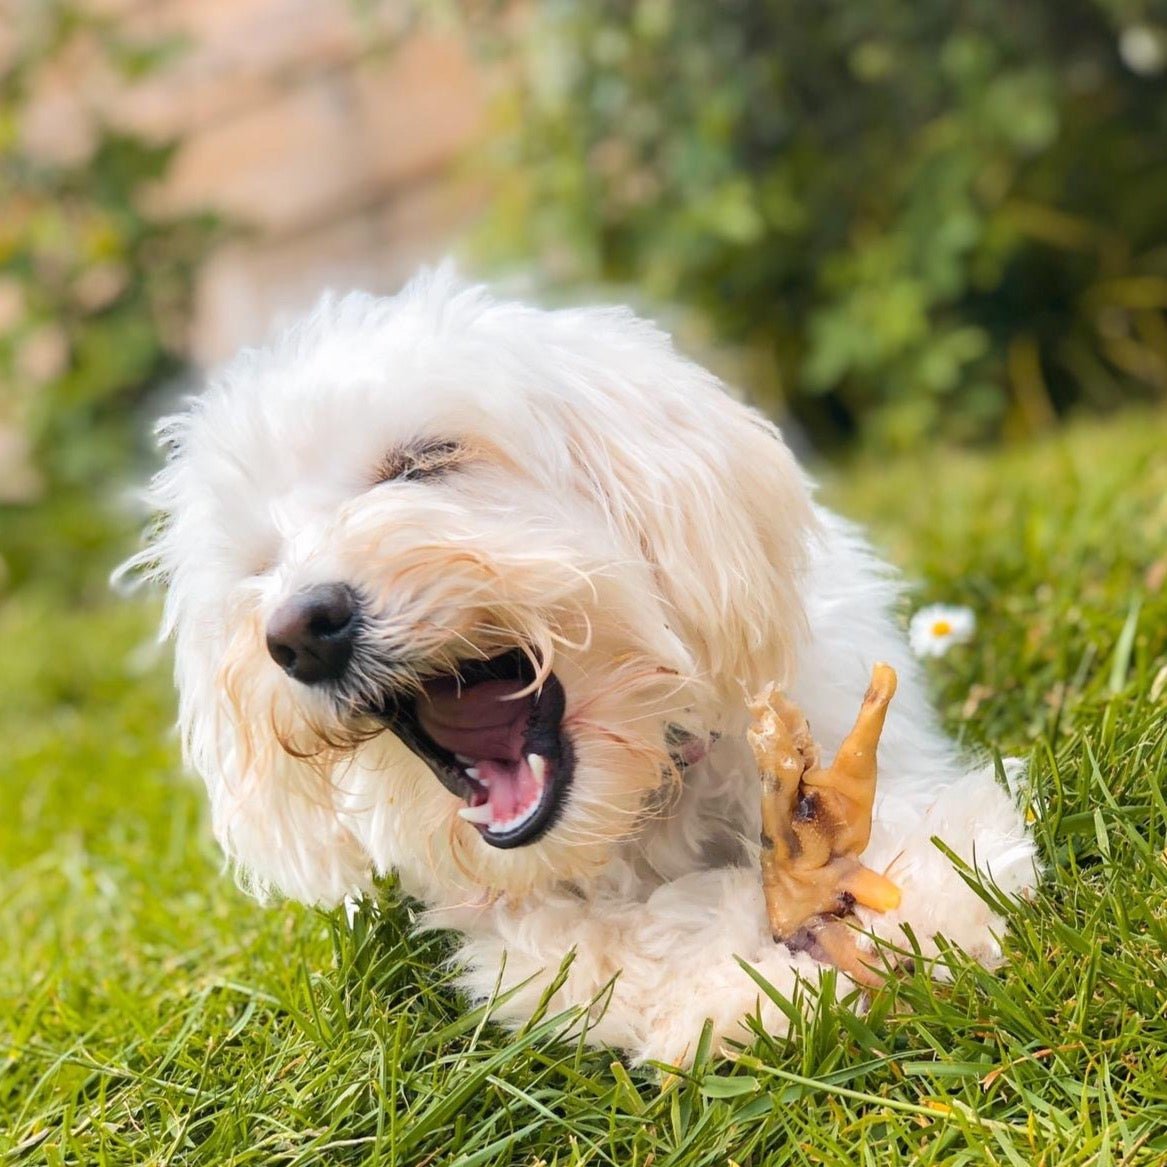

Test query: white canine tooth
[457,803,493,825]
[527,754,547,784]
[465,766,481,781]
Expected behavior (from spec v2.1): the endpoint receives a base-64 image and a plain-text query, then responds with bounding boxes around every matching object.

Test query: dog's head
[126,270,812,904]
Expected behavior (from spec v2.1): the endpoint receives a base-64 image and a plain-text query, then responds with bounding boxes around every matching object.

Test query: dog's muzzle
[371,648,575,848]
[265,583,574,848]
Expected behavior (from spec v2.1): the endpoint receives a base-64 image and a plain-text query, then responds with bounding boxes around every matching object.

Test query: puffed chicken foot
[748,664,902,986]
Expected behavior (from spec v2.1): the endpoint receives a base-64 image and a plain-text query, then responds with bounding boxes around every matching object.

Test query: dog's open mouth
[375,649,573,848]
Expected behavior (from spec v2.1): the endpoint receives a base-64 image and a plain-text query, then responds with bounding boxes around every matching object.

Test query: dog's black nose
[266,583,358,685]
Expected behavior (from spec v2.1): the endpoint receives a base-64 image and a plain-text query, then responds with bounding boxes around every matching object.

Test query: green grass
[2,411,1166,1165]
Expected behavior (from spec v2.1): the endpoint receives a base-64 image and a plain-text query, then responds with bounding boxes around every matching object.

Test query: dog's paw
[861,772,1039,971]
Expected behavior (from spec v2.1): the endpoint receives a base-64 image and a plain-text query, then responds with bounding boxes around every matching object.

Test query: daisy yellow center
[931,619,953,637]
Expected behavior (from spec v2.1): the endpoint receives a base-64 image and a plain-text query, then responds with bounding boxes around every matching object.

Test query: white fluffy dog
[127,268,1037,1064]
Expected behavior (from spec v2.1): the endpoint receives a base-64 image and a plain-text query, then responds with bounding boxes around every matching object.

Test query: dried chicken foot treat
[747,663,902,985]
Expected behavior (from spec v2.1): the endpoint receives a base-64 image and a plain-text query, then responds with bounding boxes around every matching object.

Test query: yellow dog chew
[749,663,902,970]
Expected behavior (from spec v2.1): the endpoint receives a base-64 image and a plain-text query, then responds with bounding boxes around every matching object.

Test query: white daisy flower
[909,604,976,658]
[1119,25,1165,76]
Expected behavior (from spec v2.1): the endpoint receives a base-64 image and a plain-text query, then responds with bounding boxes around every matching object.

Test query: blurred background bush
[483,0,1167,451]
[1,1,214,591]
[2,0,1166,591]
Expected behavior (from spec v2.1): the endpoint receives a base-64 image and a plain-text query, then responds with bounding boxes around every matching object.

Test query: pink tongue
[417,678,529,761]
[476,756,544,824]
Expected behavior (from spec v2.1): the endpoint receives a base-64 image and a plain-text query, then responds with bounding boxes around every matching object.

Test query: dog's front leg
[443,866,851,1066]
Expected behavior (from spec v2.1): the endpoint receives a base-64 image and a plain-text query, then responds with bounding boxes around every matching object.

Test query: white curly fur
[124,267,1038,1065]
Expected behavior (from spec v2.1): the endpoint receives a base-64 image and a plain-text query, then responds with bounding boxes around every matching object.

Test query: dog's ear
[120,413,371,906]
[553,313,815,701]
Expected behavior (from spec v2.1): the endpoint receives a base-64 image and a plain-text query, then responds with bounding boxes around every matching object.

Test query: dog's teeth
[527,754,547,784]
[464,766,481,781]
[458,803,493,825]
[456,754,474,765]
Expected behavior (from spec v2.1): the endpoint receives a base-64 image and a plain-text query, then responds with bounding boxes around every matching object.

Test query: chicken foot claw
[748,664,901,985]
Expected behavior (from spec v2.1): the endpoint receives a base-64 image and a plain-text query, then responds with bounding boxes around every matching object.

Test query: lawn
[2,411,1166,1165]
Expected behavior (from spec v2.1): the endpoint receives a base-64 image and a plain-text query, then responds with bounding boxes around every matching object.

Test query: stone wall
[19,0,489,364]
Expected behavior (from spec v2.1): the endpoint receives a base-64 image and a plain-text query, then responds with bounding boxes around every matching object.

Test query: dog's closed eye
[374,439,464,486]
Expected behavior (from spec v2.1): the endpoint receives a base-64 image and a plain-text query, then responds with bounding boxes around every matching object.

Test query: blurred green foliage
[479,0,1167,449]
[0,2,214,592]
